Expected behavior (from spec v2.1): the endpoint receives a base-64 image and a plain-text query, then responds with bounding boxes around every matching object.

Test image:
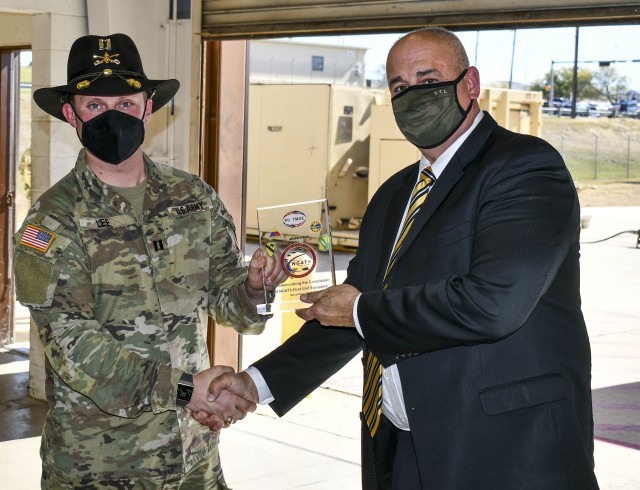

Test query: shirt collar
[419,111,484,178]
[74,149,166,210]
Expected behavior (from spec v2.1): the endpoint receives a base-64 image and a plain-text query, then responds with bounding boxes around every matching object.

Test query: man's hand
[245,246,287,304]
[209,371,259,404]
[192,371,259,430]
[186,366,257,431]
[295,284,360,327]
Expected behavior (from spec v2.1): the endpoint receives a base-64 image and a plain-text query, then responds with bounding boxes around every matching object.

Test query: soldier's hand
[245,246,287,302]
[187,366,256,431]
[191,371,259,431]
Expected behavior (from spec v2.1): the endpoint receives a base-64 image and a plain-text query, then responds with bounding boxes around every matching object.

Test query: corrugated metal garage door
[201,0,640,39]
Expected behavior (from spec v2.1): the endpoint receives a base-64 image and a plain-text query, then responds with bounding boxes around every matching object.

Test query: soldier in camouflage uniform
[14,34,284,489]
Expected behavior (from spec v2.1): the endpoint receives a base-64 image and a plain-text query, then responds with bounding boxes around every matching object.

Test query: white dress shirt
[247,111,485,428]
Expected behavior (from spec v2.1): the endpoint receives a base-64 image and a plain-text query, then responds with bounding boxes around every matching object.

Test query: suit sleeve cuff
[244,365,275,404]
[353,293,364,338]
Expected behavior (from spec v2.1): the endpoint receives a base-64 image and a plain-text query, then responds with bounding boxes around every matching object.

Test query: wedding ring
[224,416,234,427]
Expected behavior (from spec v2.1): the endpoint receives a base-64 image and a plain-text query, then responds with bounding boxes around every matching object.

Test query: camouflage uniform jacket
[13,150,266,482]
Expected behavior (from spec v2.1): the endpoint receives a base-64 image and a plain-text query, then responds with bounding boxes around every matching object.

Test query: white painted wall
[0,12,32,46]
[250,39,366,87]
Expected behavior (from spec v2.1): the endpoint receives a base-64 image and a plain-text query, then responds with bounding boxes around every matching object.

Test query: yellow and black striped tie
[363,165,436,436]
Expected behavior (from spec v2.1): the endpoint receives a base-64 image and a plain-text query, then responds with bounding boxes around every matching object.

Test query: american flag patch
[19,225,55,253]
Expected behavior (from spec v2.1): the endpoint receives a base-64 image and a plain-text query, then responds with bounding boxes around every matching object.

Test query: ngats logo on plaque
[281,243,316,278]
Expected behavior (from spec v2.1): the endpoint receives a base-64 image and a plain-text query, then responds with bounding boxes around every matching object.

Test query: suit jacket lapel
[390,113,498,268]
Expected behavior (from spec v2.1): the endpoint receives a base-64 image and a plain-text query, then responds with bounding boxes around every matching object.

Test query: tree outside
[529,65,631,104]
[592,67,630,104]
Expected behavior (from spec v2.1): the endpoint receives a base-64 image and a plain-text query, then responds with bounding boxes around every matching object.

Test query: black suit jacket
[254,113,598,489]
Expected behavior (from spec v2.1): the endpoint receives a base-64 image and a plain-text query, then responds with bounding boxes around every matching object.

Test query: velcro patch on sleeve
[14,252,57,307]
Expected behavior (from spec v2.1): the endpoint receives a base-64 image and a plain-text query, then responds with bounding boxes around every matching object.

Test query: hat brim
[33,77,180,121]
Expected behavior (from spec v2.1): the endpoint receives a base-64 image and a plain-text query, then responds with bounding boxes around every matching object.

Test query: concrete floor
[1,205,639,489]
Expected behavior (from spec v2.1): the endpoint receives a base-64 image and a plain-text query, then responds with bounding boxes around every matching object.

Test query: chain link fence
[543,131,640,180]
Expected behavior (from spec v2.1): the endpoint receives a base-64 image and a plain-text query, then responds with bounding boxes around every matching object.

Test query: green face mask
[391,69,472,149]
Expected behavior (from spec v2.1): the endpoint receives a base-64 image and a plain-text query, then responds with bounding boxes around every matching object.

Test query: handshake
[184,366,258,432]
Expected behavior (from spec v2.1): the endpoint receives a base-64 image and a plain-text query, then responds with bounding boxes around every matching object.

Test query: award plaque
[256,199,336,314]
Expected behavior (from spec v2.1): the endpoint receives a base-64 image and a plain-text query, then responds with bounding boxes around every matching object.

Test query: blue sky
[290,25,640,93]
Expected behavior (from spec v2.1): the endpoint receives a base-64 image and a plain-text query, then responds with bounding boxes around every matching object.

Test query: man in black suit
[203,27,599,489]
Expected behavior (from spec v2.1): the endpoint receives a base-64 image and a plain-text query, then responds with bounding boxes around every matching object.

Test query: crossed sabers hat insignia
[93,52,120,66]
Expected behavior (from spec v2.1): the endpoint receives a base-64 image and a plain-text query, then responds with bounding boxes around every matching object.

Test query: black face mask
[74,108,146,165]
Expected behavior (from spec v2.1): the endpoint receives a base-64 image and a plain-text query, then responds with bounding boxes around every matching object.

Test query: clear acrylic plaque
[256,199,336,314]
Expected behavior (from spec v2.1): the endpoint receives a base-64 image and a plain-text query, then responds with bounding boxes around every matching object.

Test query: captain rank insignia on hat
[93,38,120,66]
[98,38,112,51]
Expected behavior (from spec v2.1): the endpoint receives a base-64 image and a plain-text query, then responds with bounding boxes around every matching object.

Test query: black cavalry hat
[33,33,180,121]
